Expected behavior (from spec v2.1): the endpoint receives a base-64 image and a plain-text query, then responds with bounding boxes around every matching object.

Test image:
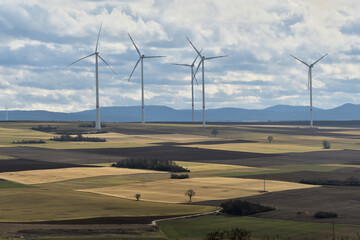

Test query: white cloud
[1,0,360,112]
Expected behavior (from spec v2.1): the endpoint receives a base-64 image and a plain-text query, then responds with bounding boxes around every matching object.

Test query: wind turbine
[68,23,116,130]
[171,52,201,122]
[187,37,228,128]
[291,54,327,128]
[5,104,8,121]
[128,33,165,123]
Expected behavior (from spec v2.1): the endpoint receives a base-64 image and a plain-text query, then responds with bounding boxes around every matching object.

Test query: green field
[0,188,216,222]
[159,215,360,240]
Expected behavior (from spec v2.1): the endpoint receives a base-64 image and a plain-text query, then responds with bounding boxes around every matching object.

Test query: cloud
[0,0,360,112]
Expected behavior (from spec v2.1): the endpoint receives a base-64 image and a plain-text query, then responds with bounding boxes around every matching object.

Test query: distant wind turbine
[291,54,328,128]
[5,104,8,121]
[128,33,165,123]
[68,23,116,130]
[187,37,228,128]
[171,51,202,122]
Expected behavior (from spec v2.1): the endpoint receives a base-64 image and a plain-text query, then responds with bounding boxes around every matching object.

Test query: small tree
[211,129,219,137]
[323,140,331,149]
[185,189,195,202]
[267,136,273,143]
[135,193,141,201]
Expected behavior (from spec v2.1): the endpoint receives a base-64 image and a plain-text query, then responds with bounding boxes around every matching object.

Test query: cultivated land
[0,121,360,239]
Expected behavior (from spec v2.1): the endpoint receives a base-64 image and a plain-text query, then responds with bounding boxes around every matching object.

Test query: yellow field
[80,177,317,203]
[182,142,334,154]
[175,161,263,172]
[0,167,162,184]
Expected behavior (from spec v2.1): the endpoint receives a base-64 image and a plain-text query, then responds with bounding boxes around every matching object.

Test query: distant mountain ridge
[1,103,360,122]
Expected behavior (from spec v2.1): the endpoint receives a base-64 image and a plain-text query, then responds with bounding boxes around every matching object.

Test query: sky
[1,0,360,112]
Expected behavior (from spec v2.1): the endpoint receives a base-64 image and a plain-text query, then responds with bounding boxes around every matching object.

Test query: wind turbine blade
[98,54,116,74]
[192,49,203,65]
[186,37,202,57]
[128,33,141,57]
[194,59,202,77]
[67,53,96,67]
[205,55,228,60]
[144,56,166,58]
[311,53,328,66]
[172,63,192,67]
[290,55,309,67]
[128,58,141,81]
[193,75,199,85]
[95,23,103,52]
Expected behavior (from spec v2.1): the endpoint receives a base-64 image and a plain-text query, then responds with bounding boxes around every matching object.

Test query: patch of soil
[161,139,257,146]
[195,186,360,225]
[71,146,278,162]
[235,168,360,183]
[0,158,94,173]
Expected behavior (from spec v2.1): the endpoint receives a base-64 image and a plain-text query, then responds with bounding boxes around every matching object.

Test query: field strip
[180,142,338,154]
[175,161,265,172]
[0,167,162,184]
[79,177,318,203]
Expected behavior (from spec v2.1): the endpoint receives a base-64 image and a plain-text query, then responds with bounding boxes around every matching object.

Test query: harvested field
[234,167,360,183]
[0,167,160,184]
[0,158,87,173]
[71,146,278,162]
[174,161,261,172]
[80,177,317,203]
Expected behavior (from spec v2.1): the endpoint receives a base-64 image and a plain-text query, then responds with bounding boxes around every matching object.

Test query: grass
[158,215,360,240]
[37,233,167,240]
[80,177,316,203]
[0,179,33,188]
[0,188,216,222]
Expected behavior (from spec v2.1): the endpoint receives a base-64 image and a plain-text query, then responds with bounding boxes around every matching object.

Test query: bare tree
[135,193,141,201]
[185,189,195,202]
[211,129,219,137]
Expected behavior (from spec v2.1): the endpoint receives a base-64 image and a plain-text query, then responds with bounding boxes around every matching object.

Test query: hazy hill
[1,103,360,122]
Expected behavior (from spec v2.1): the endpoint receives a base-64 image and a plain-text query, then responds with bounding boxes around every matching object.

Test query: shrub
[12,139,45,144]
[50,134,106,142]
[204,228,251,240]
[112,158,190,172]
[170,173,189,179]
[221,200,275,216]
[31,125,58,132]
[314,211,338,219]
[267,136,273,143]
[322,139,331,149]
[79,122,106,128]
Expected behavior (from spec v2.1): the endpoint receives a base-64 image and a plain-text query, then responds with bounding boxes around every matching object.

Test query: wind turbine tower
[187,37,228,128]
[291,54,327,128]
[128,33,165,123]
[5,104,8,121]
[68,24,115,130]
[171,52,201,122]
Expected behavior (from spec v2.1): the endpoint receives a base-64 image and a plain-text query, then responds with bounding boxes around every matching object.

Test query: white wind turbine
[187,37,228,128]
[5,104,8,121]
[291,54,328,128]
[128,33,165,123]
[171,52,201,122]
[68,24,115,130]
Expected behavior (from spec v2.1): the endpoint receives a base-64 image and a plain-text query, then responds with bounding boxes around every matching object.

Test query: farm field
[0,121,360,239]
